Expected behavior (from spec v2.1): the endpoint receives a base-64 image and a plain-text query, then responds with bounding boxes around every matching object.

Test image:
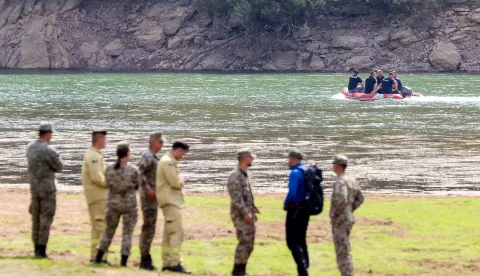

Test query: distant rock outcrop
[429,41,463,71]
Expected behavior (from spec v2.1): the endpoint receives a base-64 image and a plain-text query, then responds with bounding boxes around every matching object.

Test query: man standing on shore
[331,155,364,276]
[284,150,310,276]
[26,122,63,258]
[156,141,191,274]
[137,132,164,270]
[81,129,109,263]
[227,149,259,276]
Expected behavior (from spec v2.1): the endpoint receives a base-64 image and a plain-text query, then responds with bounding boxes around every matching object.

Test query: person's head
[171,141,189,160]
[114,142,130,169]
[237,148,255,168]
[332,154,348,175]
[370,71,376,77]
[149,131,164,154]
[392,71,398,79]
[38,122,53,143]
[287,150,303,168]
[92,129,107,150]
[377,70,383,77]
[353,69,359,75]
[388,72,394,78]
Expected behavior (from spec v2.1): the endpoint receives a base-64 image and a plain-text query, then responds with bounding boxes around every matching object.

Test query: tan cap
[332,154,348,165]
[39,122,53,132]
[288,150,303,160]
[92,129,107,135]
[149,131,164,142]
[237,148,257,159]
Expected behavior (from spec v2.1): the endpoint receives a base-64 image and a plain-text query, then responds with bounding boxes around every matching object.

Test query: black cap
[92,129,108,135]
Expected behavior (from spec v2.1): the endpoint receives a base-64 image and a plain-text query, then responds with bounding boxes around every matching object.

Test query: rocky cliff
[1,0,480,72]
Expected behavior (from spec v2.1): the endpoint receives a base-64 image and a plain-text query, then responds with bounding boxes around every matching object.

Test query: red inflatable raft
[341,87,422,101]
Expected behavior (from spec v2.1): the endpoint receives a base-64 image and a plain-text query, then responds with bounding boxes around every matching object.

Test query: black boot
[34,244,40,258]
[140,254,155,270]
[162,264,191,274]
[121,255,128,267]
[37,245,48,259]
[232,264,247,276]
[93,250,105,264]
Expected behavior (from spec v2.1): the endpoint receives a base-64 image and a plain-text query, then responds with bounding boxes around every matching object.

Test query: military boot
[139,254,155,270]
[232,264,247,276]
[37,245,48,259]
[93,250,105,264]
[34,244,40,258]
[121,255,128,267]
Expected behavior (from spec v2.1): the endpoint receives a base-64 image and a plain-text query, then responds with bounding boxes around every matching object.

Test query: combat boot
[34,244,40,258]
[120,255,128,267]
[162,264,191,274]
[37,245,48,259]
[139,254,155,270]
[93,250,105,264]
[232,264,247,276]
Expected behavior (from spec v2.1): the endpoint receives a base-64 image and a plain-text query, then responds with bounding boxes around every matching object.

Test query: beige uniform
[81,147,108,260]
[156,152,185,267]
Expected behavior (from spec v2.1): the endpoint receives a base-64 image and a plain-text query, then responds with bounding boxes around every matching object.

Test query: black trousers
[286,206,310,276]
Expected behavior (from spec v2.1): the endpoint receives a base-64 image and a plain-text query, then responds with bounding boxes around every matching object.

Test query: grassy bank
[0,190,478,275]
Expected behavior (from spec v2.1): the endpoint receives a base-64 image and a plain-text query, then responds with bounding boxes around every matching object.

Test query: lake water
[1,72,479,195]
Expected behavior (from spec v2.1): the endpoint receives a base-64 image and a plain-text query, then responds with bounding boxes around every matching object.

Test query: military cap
[149,131,164,142]
[38,122,53,132]
[288,150,303,160]
[92,129,108,135]
[237,148,256,159]
[332,154,349,165]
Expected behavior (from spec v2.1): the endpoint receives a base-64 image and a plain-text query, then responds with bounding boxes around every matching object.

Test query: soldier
[330,155,365,276]
[26,122,63,258]
[227,149,259,276]
[81,129,109,263]
[94,142,140,267]
[137,132,164,270]
[156,141,191,274]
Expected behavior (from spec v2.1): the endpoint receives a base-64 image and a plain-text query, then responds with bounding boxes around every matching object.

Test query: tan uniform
[81,146,108,260]
[156,152,185,267]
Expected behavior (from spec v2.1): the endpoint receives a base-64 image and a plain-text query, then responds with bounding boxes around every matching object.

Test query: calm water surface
[1,72,479,195]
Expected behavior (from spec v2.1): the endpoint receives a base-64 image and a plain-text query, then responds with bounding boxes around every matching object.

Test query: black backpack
[302,164,324,216]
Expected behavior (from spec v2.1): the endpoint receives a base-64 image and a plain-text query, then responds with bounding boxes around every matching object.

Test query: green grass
[0,195,479,275]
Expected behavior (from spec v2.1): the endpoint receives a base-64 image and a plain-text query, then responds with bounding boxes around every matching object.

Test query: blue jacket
[284,162,306,207]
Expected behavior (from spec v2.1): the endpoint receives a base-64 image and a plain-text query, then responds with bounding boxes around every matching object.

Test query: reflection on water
[0,72,479,195]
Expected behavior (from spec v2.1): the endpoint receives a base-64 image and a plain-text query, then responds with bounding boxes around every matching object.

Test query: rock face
[429,41,462,71]
[332,36,366,50]
[0,0,480,72]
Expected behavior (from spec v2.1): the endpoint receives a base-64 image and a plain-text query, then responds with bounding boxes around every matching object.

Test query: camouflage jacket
[330,173,364,223]
[137,149,159,195]
[227,167,256,216]
[106,162,140,210]
[26,140,63,194]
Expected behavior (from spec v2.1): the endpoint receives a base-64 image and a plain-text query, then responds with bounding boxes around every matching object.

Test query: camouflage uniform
[98,162,140,256]
[227,167,257,265]
[137,149,159,257]
[330,171,364,276]
[26,139,63,246]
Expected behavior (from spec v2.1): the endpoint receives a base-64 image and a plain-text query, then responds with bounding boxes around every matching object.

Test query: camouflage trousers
[139,196,158,256]
[29,190,56,245]
[99,205,138,256]
[332,219,354,276]
[161,205,184,267]
[231,209,256,265]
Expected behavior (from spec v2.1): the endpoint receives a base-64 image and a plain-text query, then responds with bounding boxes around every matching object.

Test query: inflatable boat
[341,87,422,101]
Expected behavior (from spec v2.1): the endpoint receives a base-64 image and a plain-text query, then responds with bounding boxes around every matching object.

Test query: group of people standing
[348,69,405,95]
[26,122,365,276]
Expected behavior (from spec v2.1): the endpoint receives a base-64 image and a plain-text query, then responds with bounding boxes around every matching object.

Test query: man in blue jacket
[284,150,310,276]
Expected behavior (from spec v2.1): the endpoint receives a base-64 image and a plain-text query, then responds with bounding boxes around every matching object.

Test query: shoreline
[3,186,479,198]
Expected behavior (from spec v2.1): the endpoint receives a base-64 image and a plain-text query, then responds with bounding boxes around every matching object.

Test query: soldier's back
[26,140,59,192]
[106,163,140,210]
